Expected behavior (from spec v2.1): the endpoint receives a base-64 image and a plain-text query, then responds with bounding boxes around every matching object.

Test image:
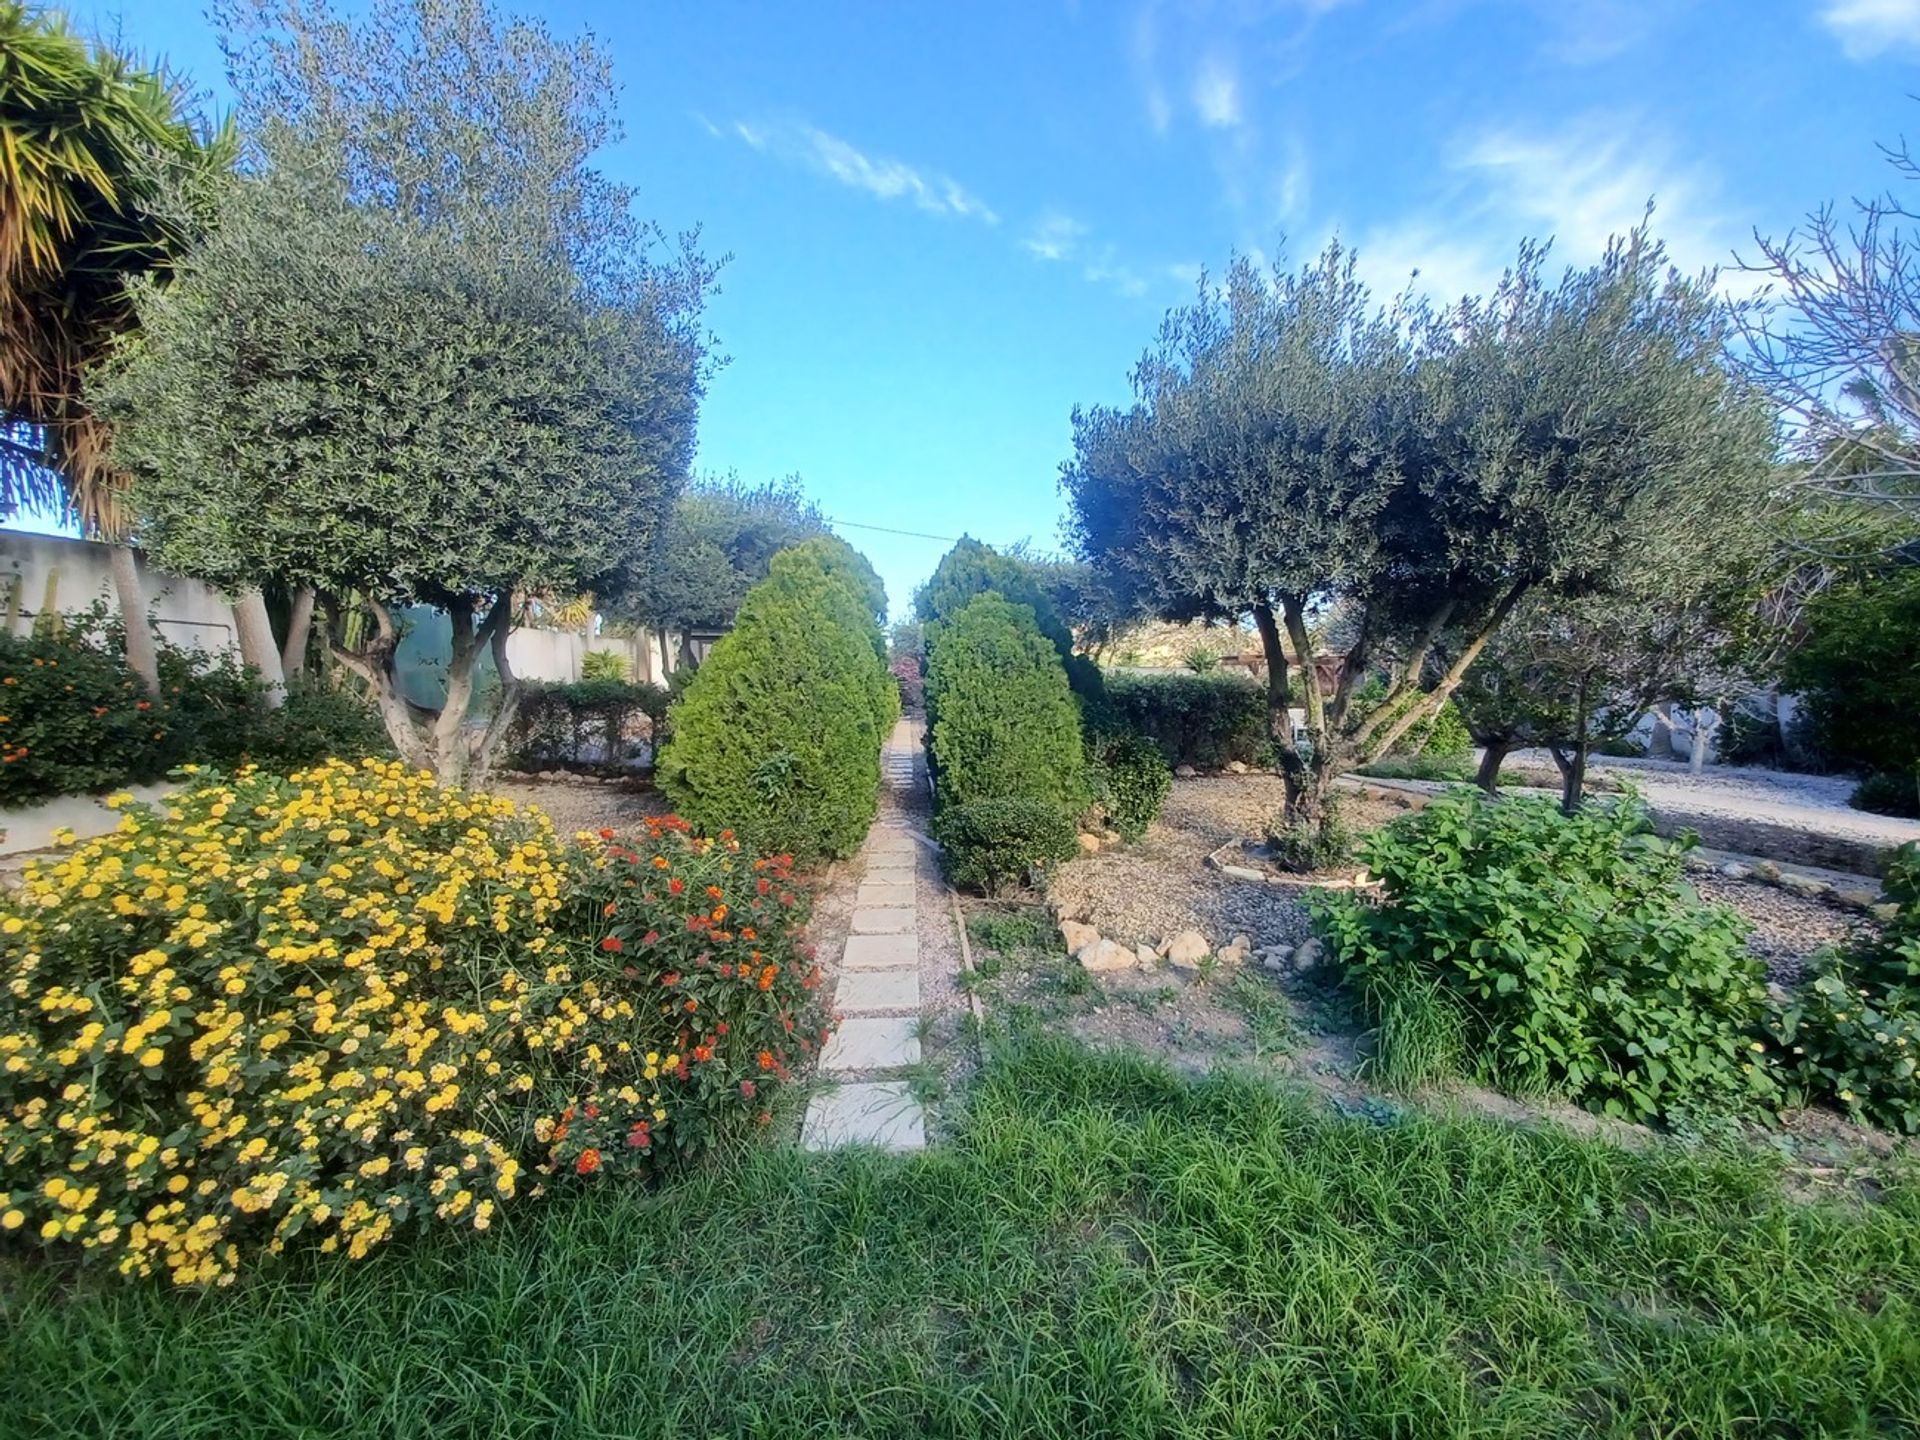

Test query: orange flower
[600,935,624,953]
[652,856,670,870]
[575,1148,601,1175]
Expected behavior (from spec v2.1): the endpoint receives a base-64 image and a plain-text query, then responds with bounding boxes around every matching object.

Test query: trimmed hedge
[917,538,1102,700]
[925,592,1085,815]
[1100,670,1268,770]
[1090,732,1172,841]
[659,538,895,862]
[933,797,1079,895]
[508,677,668,773]
[0,619,388,802]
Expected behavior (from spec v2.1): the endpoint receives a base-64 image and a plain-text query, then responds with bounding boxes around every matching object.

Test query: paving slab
[820,1015,920,1071]
[867,832,918,855]
[856,882,916,908]
[864,854,915,874]
[851,906,916,935]
[801,1081,925,1151]
[834,967,920,1013]
[842,932,919,969]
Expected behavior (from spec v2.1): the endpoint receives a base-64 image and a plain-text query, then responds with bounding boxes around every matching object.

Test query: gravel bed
[1046,776,1406,952]
[490,779,669,835]
[1690,872,1875,984]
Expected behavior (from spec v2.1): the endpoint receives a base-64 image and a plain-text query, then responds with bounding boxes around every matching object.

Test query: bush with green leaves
[1265,791,1354,872]
[925,592,1086,815]
[508,677,669,773]
[580,649,629,682]
[1776,842,1920,1131]
[1089,733,1172,841]
[1851,771,1920,820]
[916,538,1102,701]
[659,539,894,862]
[1786,564,1920,798]
[1314,791,1777,1124]
[1099,670,1267,770]
[933,797,1079,895]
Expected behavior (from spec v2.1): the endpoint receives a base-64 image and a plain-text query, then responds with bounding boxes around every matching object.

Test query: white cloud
[1192,52,1243,128]
[1352,112,1756,306]
[1082,249,1150,298]
[1023,212,1089,261]
[1819,0,1920,58]
[729,119,997,223]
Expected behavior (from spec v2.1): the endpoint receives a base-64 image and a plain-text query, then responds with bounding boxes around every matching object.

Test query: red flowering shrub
[891,654,925,713]
[548,816,833,1165]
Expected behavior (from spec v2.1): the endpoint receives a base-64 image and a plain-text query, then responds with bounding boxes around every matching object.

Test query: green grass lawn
[5,1037,1916,1439]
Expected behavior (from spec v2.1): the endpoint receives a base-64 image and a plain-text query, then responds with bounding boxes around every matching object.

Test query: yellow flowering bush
[0,759,829,1285]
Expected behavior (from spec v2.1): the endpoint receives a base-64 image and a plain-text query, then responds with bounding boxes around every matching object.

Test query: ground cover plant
[4,1035,1914,1438]
[1315,791,1778,1123]
[0,760,826,1286]
[1777,840,1920,1131]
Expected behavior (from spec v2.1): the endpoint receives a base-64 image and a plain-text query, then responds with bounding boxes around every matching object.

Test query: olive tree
[1063,232,1774,837]
[91,0,714,782]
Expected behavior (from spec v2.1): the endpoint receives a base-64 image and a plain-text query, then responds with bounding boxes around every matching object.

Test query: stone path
[801,721,932,1153]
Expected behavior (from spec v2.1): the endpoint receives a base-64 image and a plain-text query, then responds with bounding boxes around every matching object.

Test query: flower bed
[0,760,829,1285]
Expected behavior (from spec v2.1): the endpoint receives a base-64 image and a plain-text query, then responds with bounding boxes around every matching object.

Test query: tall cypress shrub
[659,539,893,861]
[925,592,1086,814]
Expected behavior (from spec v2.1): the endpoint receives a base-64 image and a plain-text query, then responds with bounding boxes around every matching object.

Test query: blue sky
[63,0,1920,616]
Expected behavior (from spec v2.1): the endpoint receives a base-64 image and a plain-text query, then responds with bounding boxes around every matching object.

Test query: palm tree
[1,2,231,693]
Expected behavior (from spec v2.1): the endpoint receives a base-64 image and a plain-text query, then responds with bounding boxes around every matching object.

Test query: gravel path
[1508,750,1920,851]
[1047,776,1407,952]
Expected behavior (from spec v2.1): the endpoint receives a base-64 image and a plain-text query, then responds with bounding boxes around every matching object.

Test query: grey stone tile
[802,1081,926,1152]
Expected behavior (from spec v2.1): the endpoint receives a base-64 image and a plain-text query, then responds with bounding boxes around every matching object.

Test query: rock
[1261,946,1294,972]
[1079,938,1137,972]
[1718,861,1753,881]
[1225,761,1249,775]
[1100,829,1124,846]
[1776,871,1828,898]
[1076,832,1104,855]
[1219,864,1266,884]
[1217,933,1252,966]
[1161,929,1211,969]
[1135,944,1159,969]
[1751,860,1782,883]
[1060,920,1100,956]
[1291,937,1326,973]
[1836,888,1881,912]
[1174,764,1198,779]
[1767,981,1791,1007]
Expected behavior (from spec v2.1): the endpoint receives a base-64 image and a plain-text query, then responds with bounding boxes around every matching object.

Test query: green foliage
[925,592,1086,814]
[1182,645,1220,673]
[917,538,1101,699]
[1851,771,1920,818]
[1777,842,1920,1131]
[0,618,387,800]
[659,540,893,862]
[1099,670,1268,769]
[1788,563,1920,789]
[1354,754,1475,783]
[933,797,1079,895]
[580,649,628,682]
[617,476,829,637]
[1264,792,1353,872]
[1089,733,1171,841]
[88,0,714,778]
[1405,699,1473,759]
[1315,791,1778,1123]
[508,677,668,773]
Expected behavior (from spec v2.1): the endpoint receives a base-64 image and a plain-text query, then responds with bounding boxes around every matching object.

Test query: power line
[825,516,967,544]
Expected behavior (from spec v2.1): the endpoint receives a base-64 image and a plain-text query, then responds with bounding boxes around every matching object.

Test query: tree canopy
[90,0,716,781]
[1063,231,1776,830]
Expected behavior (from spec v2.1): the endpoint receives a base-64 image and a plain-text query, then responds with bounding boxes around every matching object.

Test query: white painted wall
[0,532,239,656]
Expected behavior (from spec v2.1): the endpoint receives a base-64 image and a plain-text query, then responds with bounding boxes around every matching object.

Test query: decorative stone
[1836,888,1882,912]
[1718,861,1753,881]
[802,1081,925,1152]
[1174,764,1198,779]
[1219,864,1265,883]
[835,967,921,1013]
[851,907,916,935]
[1777,871,1828,898]
[1079,939,1136,972]
[1225,761,1249,775]
[1077,832,1103,855]
[1261,946,1294,972]
[842,933,918,970]
[820,1015,920,1072]
[1161,929,1210,969]
[1292,937,1325,972]
[1060,920,1100,955]
[1135,944,1159,969]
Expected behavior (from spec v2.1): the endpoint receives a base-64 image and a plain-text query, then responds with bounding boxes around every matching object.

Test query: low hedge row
[508,677,669,773]
[0,760,828,1285]
[0,619,388,803]
[1099,670,1268,770]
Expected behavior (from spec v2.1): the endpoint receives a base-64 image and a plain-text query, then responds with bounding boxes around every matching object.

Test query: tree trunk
[1475,740,1512,795]
[280,587,316,682]
[1689,708,1719,774]
[108,543,161,698]
[232,587,286,708]
[1561,673,1592,814]
[1252,601,1321,826]
[1547,745,1578,813]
